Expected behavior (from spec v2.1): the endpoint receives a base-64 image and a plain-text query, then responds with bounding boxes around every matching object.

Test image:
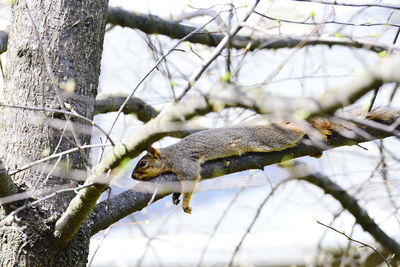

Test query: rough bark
[0,0,108,266]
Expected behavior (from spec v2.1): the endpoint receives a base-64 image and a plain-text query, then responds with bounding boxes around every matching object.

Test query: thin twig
[177,1,261,100]
[302,173,400,262]
[313,208,344,266]
[87,225,113,267]
[291,0,400,10]
[136,210,177,267]
[263,10,331,84]
[8,143,110,176]
[227,178,290,267]
[255,11,400,27]
[317,220,391,267]
[197,173,255,267]
[339,222,357,267]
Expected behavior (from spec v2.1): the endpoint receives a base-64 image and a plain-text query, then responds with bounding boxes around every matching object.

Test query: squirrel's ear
[148,146,161,159]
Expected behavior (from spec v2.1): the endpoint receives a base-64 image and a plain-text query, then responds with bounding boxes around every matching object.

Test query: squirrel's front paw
[183,206,192,214]
[172,193,180,205]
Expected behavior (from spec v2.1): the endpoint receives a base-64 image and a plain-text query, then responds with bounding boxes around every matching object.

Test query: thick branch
[106,7,220,48]
[301,173,400,260]
[89,181,167,236]
[90,111,400,235]
[94,94,158,122]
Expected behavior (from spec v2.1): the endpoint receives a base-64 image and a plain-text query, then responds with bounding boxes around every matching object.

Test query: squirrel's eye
[140,160,147,167]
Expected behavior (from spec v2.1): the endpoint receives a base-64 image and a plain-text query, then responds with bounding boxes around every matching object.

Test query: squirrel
[131,108,398,214]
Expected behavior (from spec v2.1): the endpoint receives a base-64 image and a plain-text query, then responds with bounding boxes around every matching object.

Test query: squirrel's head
[132,146,164,180]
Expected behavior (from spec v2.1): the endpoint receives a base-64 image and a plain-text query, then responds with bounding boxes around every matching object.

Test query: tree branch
[106,6,394,53]
[213,54,400,118]
[94,94,197,137]
[0,6,395,55]
[255,11,400,28]
[304,174,400,262]
[291,0,400,10]
[94,93,158,122]
[90,110,400,235]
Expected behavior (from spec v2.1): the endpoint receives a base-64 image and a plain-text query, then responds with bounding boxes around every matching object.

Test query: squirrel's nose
[131,172,137,179]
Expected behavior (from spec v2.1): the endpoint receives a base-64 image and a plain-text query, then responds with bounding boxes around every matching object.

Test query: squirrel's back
[160,123,304,164]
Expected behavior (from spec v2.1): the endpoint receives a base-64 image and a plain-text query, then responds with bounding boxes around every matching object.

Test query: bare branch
[213,54,400,118]
[8,144,110,177]
[0,6,394,57]
[94,94,158,122]
[107,6,394,53]
[106,6,225,48]
[255,11,400,27]
[171,9,227,28]
[176,0,261,100]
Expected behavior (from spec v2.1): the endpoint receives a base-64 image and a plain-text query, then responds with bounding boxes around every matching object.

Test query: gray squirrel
[132,108,397,213]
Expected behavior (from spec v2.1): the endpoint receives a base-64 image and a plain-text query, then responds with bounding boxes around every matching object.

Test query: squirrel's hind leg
[174,160,201,214]
[181,178,199,214]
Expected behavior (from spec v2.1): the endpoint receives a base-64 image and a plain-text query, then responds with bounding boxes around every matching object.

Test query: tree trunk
[0,0,108,265]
